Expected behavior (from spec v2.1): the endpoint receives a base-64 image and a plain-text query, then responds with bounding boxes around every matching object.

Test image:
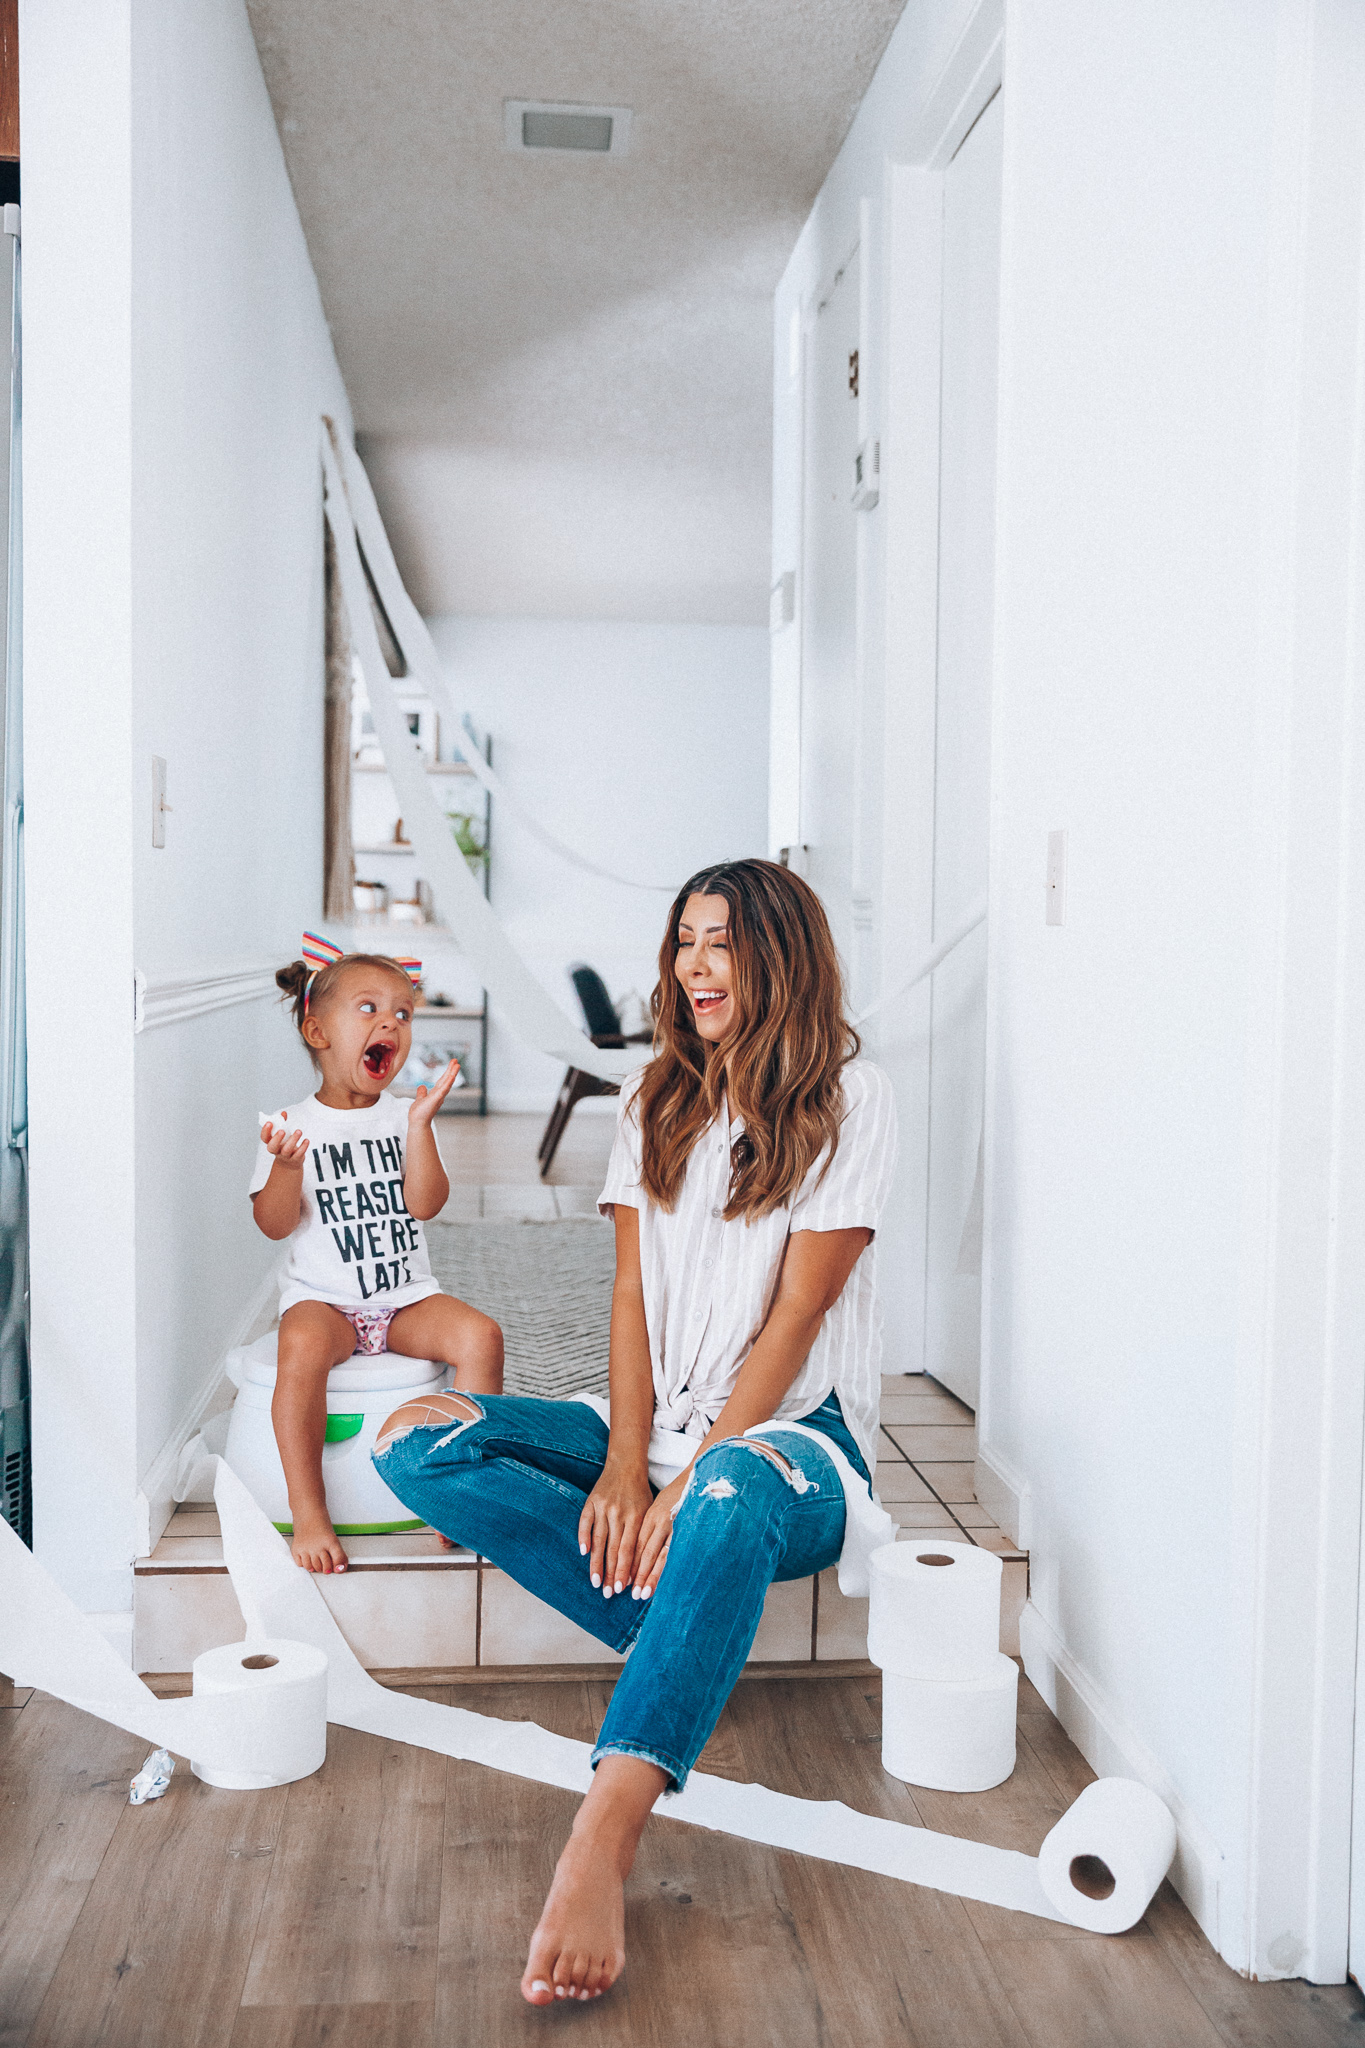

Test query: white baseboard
[974,1443,1032,1549]
[134,1253,285,1556]
[1019,1599,1227,1960]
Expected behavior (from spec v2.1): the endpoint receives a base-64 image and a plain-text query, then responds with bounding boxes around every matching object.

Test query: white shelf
[352,760,479,777]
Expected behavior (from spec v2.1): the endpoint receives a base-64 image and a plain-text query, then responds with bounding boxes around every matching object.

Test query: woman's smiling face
[675,892,737,1044]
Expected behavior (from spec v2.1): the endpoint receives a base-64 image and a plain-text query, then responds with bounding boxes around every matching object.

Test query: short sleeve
[248,1116,277,1197]
[598,1076,645,1216]
[789,1063,898,1236]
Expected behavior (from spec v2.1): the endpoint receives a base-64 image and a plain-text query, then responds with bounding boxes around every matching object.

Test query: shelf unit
[350,739,492,1115]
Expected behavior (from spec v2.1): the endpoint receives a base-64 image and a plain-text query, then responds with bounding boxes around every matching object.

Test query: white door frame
[877,0,1003,1375]
[1236,0,1365,1985]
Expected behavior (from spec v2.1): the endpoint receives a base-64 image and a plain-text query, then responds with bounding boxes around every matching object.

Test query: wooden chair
[537,966,651,1179]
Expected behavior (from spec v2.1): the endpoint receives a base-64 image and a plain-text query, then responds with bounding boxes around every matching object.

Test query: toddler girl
[250,935,503,1573]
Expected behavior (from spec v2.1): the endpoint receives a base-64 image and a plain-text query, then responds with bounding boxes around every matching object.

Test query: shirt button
[703,1258,713,1269]
[711,1206,722,1219]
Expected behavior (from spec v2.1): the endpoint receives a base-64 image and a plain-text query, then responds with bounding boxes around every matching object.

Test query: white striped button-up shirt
[598,1060,898,1475]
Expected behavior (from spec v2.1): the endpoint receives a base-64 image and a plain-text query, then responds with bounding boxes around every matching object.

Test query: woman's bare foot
[289,1504,348,1573]
[521,1754,667,2005]
[522,1832,625,2003]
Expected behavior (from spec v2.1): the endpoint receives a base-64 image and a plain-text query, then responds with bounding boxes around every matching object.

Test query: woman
[372,858,897,2005]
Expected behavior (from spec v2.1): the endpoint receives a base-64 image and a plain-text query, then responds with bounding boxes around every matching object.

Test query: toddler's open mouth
[363,1042,395,1079]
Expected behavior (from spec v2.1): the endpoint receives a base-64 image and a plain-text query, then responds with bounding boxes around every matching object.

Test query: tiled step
[136,1375,1024,1676]
[134,1501,1026,1675]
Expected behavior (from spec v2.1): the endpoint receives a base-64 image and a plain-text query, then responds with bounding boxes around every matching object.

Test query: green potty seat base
[272,1518,426,1537]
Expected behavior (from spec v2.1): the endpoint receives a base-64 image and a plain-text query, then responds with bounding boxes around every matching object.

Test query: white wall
[775,0,1365,1982]
[423,616,769,1110]
[23,0,348,1614]
[986,0,1365,1984]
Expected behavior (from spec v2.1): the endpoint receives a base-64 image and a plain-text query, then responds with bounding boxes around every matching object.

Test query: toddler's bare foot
[290,1506,348,1573]
[521,1831,626,2004]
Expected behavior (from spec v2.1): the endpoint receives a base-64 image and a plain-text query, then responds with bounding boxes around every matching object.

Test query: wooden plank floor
[2,1671,1361,2047]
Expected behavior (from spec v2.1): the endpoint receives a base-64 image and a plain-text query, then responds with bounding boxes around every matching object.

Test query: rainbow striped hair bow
[300,931,422,1010]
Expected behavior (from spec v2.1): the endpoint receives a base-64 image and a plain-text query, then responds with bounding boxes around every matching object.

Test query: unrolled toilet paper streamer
[320,432,643,1090]
[0,1461,1174,1933]
[322,424,988,1068]
[0,1507,323,1789]
[326,423,676,898]
[868,1540,1004,1681]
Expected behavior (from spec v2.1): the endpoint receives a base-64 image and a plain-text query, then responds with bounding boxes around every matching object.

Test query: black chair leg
[538,1068,619,1179]
[538,1069,575,1166]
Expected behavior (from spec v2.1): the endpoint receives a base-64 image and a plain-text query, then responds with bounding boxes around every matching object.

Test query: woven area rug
[424,1219,613,1400]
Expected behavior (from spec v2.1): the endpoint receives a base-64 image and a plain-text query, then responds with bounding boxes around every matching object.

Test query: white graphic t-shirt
[248,1093,441,1317]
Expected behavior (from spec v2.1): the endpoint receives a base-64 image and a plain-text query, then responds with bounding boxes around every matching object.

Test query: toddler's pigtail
[276,959,311,1034]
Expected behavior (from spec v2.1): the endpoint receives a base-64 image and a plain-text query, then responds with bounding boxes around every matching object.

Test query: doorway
[921,89,1003,1409]
[799,243,861,972]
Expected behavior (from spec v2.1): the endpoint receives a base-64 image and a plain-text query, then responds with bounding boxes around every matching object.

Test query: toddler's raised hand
[408,1059,461,1127]
[261,1118,308,1171]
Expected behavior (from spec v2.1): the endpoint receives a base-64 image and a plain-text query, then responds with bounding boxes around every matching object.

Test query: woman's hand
[578,1459,653,1597]
[408,1059,461,1127]
[630,1470,690,1600]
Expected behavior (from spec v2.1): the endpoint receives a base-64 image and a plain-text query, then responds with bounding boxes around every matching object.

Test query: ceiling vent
[504,100,632,157]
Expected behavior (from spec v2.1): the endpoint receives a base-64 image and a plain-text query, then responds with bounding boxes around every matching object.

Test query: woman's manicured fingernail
[579,1543,588,1556]
[603,1586,613,1599]
[613,1580,623,1594]
[631,1587,639,1600]
[642,1584,652,1598]
[591,1573,601,1588]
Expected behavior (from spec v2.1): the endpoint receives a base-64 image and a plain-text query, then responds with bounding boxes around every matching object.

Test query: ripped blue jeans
[372,1391,859,1791]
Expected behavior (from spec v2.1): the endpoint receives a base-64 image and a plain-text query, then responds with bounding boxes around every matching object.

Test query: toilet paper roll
[867,1540,1002,1681]
[1037,1777,1177,1933]
[880,1651,1018,1792]
[190,1638,329,1791]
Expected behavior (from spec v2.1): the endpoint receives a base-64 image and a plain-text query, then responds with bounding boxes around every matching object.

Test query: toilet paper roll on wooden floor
[1037,1777,1178,1933]
[867,1540,1002,1679]
[881,1653,1019,1792]
[190,1638,329,1790]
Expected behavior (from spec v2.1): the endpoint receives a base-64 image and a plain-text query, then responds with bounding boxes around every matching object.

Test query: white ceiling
[246,0,906,622]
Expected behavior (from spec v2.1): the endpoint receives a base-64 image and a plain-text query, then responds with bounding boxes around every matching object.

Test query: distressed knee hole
[694,1437,819,1498]
[374,1390,484,1457]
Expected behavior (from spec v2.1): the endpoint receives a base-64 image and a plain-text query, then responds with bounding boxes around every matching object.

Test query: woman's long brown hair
[635,859,859,1220]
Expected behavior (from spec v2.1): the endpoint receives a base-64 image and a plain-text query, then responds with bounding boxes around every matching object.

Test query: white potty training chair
[223,1329,450,1534]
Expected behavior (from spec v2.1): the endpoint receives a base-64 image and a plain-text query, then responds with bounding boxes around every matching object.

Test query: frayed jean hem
[590,1738,688,1795]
